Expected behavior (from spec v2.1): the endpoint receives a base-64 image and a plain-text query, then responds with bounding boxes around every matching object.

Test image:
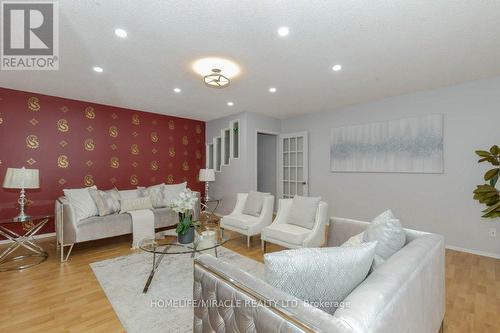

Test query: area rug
[90,247,264,333]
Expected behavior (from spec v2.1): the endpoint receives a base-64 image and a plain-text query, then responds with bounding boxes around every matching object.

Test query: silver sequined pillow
[363,210,406,268]
[89,188,121,216]
[264,242,377,314]
[138,184,165,208]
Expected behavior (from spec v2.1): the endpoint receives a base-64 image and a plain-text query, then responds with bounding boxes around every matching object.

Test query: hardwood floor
[0,233,499,332]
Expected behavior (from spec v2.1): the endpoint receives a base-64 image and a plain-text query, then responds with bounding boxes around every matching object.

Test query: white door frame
[254,130,280,199]
[278,131,308,199]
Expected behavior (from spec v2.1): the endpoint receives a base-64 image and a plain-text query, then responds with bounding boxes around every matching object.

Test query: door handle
[302,181,307,185]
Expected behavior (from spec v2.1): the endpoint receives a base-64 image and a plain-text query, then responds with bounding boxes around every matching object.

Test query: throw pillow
[242,191,267,217]
[63,186,98,222]
[341,232,365,247]
[138,183,165,208]
[287,195,321,229]
[120,196,153,213]
[163,182,187,206]
[89,188,121,216]
[119,189,140,200]
[363,210,406,268]
[264,242,377,314]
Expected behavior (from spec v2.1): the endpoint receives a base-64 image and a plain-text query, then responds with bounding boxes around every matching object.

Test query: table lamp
[198,169,215,201]
[3,167,40,221]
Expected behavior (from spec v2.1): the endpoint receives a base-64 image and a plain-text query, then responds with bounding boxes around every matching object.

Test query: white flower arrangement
[170,188,199,235]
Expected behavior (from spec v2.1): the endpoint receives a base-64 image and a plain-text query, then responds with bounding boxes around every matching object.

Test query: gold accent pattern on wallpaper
[151,132,159,143]
[57,119,69,132]
[109,126,118,137]
[84,139,95,151]
[130,174,139,185]
[26,135,39,149]
[58,155,69,168]
[130,144,139,155]
[110,157,119,169]
[28,97,40,111]
[85,106,96,119]
[132,114,140,125]
[84,175,95,187]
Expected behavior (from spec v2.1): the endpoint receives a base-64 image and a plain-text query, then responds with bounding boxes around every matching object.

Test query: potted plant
[473,145,500,218]
[170,189,199,244]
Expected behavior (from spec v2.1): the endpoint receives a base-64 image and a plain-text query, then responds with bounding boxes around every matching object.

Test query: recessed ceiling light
[173,88,181,93]
[192,57,240,78]
[227,102,234,106]
[114,28,127,38]
[269,87,277,93]
[332,64,342,72]
[93,66,103,73]
[277,26,289,37]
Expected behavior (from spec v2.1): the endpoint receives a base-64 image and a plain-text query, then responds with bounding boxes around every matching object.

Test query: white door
[279,132,308,198]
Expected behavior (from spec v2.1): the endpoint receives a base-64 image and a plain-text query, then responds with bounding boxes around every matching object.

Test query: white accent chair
[220,193,274,247]
[261,198,328,251]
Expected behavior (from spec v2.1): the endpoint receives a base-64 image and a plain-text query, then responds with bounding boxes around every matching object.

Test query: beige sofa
[193,216,445,333]
[55,189,200,262]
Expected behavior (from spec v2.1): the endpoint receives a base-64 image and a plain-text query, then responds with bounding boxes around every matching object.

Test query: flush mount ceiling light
[173,88,181,93]
[332,64,342,72]
[192,57,240,89]
[93,66,103,73]
[269,87,277,93]
[227,102,234,106]
[277,26,289,37]
[114,28,127,38]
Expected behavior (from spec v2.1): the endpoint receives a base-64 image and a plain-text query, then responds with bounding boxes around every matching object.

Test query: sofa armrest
[327,217,370,247]
[55,197,78,244]
[194,254,351,333]
[303,201,328,247]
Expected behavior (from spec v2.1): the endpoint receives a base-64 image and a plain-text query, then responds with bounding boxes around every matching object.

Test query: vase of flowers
[170,189,199,244]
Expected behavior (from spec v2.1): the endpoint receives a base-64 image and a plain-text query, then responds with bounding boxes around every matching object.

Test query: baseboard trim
[446,245,500,259]
[0,232,56,245]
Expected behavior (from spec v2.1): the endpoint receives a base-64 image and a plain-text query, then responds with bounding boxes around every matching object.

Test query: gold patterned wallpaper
[0,87,205,233]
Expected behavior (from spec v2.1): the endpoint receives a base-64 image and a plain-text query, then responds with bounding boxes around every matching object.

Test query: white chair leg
[60,243,74,263]
[247,235,251,248]
[261,240,266,253]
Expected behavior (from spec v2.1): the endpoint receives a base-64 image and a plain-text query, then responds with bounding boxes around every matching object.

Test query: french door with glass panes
[279,132,308,198]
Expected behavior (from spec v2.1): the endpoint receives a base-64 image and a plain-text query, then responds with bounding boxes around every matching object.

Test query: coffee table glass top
[0,215,53,224]
[139,227,236,255]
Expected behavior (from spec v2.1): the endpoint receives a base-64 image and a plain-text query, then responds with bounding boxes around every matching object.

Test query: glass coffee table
[139,226,238,293]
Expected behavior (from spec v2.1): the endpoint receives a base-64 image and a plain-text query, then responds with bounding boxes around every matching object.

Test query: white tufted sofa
[193,217,445,333]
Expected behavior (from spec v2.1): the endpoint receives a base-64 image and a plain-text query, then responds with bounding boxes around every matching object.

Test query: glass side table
[0,215,52,272]
[201,197,221,224]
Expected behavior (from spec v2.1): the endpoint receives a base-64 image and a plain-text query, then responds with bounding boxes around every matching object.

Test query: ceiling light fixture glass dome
[204,68,230,89]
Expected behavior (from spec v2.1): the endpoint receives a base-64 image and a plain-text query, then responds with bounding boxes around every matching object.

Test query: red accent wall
[0,87,205,236]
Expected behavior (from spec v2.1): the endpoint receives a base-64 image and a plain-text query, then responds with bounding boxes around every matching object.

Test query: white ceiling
[2,0,500,121]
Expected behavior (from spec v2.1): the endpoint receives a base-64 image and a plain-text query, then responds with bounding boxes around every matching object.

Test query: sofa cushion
[138,183,165,208]
[341,232,365,247]
[120,196,153,213]
[363,210,406,268]
[242,191,267,217]
[264,242,377,314]
[287,195,321,229]
[89,188,121,216]
[63,186,98,222]
[262,223,310,245]
[163,182,187,206]
[221,213,259,230]
[119,189,140,200]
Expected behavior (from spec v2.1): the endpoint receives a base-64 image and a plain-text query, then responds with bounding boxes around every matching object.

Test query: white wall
[281,77,500,257]
[206,111,280,214]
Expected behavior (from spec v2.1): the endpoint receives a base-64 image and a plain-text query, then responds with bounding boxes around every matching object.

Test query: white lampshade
[3,167,40,189]
[199,169,215,182]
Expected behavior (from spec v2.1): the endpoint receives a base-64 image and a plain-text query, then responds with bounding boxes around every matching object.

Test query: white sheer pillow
[242,191,267,217]
[265,242,377,314]
[63,186,98,222]
[138,183,165,208]
[341,232,365,247]
[163,182,187,206]
[287,195,321,229]
[120,196,153,213]
[363,210,406,268]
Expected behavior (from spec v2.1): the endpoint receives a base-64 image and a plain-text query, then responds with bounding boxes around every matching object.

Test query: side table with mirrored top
[0,215,51,272]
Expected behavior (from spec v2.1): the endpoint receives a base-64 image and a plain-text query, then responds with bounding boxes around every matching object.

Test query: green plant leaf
[481,201,500,214]
[476,150,492,157]
[489,145,500,155]
[484,168,500,181]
